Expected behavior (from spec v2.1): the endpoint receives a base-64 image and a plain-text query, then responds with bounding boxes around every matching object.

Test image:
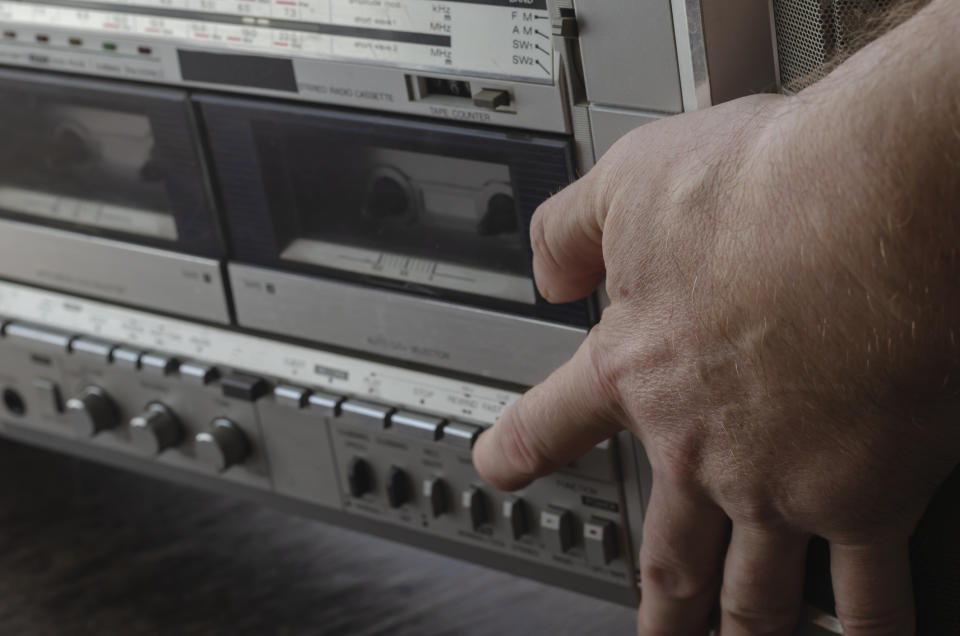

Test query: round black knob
[477,193,518,236]
[364,175,409,220]
[130,403,182,455]
[195,418,249,472]
[385,466,410,509]
[347,457,372,498]
[66,386,118,437]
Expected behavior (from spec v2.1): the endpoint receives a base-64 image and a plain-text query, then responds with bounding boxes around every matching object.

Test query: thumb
[473,328,623,491]
[530,169,608,304]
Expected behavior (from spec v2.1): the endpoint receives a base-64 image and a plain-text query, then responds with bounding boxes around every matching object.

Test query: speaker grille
[772,0,897,90]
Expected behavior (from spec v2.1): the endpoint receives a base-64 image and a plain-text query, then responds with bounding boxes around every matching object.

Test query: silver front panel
[229,264,587,387]
[0,218,229,323]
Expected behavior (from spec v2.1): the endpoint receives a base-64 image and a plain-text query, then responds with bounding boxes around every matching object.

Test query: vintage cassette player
[0,0,874,633]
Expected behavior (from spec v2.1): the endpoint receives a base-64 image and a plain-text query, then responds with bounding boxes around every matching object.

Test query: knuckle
[835,606,913,635]
[640,547,717,602]
[582,326,625,420]
[719,586,798,635]
[529,201,564,274]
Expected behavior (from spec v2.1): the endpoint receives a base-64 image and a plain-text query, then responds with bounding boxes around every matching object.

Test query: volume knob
[66,386,118,436]
[130,403,182,455]
[195,418,249,472]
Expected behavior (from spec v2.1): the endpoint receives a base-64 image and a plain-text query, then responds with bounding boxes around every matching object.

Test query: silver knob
[195,418,249,472]
[130,402,182,455]
[65,386,118,436]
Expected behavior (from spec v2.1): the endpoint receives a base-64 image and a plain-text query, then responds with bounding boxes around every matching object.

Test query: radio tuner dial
[195,418,249,472]
[130,403,182,455]
[66,386,119,437]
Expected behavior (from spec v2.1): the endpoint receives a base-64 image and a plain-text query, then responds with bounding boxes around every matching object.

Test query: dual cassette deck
[0,1,842,633]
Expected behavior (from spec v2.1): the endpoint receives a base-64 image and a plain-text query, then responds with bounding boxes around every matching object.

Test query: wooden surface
[0,439,638,636]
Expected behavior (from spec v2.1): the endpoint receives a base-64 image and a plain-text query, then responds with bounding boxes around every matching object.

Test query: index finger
[473,328,624,491]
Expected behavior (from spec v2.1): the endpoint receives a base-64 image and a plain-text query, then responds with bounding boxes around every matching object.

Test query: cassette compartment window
[0,100,175,240]
[263,133,534,304]
[0,69,219,257]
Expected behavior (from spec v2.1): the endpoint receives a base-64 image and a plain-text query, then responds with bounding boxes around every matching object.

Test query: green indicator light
[102,42,117,51]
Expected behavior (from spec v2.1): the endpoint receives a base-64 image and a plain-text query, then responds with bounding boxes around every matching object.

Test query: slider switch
[462,486,487,530]
[422,478,448,517]
[502,497,529,540]
[385,466,410,508]
[584,518,619,566]
[347,457,372,498]
[541,507,576,554]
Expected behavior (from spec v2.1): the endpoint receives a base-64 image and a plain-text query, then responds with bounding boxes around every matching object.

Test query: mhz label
[0,0,555,82]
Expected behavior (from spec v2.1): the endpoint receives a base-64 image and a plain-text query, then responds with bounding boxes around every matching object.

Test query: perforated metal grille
[773,0,897,90]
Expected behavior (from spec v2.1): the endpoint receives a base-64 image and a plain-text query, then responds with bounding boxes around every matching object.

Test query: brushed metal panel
[228,264,587,387]
[0,219,229,323]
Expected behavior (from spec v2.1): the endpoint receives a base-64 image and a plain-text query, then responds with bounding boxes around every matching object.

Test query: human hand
[473,88,960,636]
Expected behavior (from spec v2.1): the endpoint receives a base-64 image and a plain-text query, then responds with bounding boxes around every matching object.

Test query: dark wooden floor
[0,439,637,636]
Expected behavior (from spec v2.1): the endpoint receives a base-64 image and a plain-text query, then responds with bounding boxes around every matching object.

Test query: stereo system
[0,1,841,633]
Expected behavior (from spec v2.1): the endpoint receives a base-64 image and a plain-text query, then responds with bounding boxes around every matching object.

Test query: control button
[347,457,373,498]
[130,403,182,455]
[179,361,219,386]
[541,507,576,554]
[385,466,410,509]
[32,377,63,417]
[307,391,344,417]
[221,372,269,402]
[391,410,444,441]
[140,353,179,376]
[422,478,448,518]
[462,486,487,530]
[442,422,483,449]
[339,399,393,429]
[473,88,511,110]
[195,418,250,472]
[111,346,143,369]
[4,323,71,352]
[584,518,619,566]
[502,497,529,540]
[70,337,114,362]
[274,384,309,409]
[66,386,119,436]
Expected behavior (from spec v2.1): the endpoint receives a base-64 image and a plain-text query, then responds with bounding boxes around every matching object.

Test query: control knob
[66,386,119,436]
[130,403,182,455]
[195,418,249,472]
[385,466,410,509]
[347,457,373,498]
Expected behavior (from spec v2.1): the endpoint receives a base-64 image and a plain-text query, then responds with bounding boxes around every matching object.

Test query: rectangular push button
[441,422,483,449]
[111,346,143,369]
[391,411,444,440]
[307,391,343,417]
[339,399,393,429]
[70,337,114,362]
[179,362,219,385]
[274,385,309,409]
[221,372,269,401]
[140,353,179,376]
[4,323,71,352]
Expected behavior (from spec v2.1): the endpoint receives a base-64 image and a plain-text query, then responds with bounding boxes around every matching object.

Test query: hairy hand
[473,86,960,636]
